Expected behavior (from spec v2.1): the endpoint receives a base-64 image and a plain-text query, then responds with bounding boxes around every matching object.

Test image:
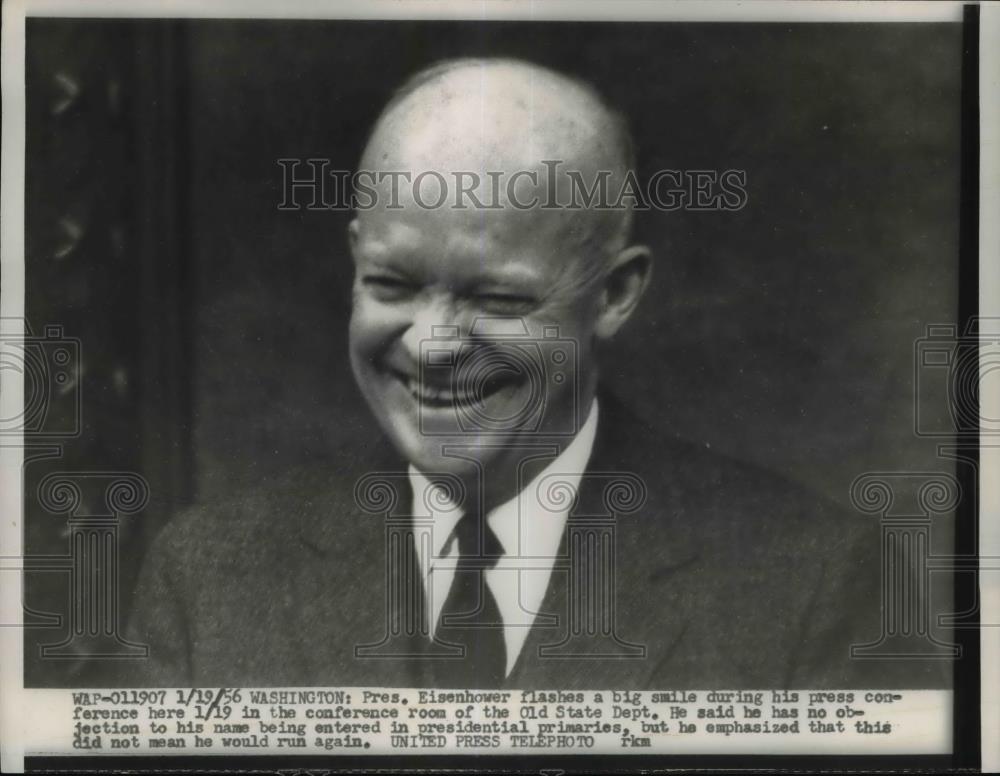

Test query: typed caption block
[10,687,950,756]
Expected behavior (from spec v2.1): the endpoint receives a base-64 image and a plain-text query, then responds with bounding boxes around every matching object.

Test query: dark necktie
[432,509,506,688]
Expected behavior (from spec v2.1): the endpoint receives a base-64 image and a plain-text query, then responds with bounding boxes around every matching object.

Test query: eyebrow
[364,254,545,290]
[470,263,544,288]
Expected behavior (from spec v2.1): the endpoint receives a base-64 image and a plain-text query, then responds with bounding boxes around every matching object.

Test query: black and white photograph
[1,0,994,773]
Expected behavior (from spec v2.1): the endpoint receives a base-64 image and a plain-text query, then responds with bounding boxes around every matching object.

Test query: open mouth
[387,367,521,409]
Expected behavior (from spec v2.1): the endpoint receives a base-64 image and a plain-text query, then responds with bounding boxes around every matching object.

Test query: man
[127,58,944,689]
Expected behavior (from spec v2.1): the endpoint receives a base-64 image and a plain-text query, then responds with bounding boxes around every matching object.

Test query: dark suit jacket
[123,396,948,689]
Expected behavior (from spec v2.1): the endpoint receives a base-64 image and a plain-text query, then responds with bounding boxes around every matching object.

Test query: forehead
[355,206,583,284]
[353,64,628,286]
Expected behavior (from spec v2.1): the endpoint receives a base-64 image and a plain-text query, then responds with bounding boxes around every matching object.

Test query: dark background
[23,19,961,685]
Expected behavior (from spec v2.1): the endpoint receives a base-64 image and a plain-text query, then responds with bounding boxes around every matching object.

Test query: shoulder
[595,392,873,563]
[145,431,400,572]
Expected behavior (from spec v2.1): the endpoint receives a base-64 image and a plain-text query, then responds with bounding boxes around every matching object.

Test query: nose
[399,296,465,366]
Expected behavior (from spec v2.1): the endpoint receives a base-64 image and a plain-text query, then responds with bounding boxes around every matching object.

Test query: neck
[453,393,599,516]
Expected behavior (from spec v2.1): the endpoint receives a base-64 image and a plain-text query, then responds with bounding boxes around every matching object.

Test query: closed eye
[362,275,418,301]
[474,293,538,315]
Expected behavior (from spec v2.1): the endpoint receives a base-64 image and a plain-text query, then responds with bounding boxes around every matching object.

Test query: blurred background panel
[24,19,192,687]
[23,19,961,686]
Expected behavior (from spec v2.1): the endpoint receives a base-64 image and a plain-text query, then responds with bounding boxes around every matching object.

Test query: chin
[397,425,506,478]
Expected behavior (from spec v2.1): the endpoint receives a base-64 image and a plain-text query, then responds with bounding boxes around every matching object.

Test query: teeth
[392,369,516,406]
[404,376,466,405]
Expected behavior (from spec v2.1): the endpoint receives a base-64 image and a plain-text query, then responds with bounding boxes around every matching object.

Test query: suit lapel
[283,436,425,685]
[507,393,703,688]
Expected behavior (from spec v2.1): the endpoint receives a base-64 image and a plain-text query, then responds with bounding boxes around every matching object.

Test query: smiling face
[349,199,604,482]
[347,59,649,493]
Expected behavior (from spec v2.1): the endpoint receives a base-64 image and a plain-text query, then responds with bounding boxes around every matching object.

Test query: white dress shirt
[408,400,599,677]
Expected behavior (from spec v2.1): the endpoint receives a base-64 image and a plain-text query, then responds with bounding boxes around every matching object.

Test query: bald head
[357,58,636,262]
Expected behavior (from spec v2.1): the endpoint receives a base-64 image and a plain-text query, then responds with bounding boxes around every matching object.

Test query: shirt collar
[487,400,599,561]
[409,399,600,562]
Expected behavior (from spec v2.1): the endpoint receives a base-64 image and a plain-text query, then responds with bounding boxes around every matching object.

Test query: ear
[594,244,652,340]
